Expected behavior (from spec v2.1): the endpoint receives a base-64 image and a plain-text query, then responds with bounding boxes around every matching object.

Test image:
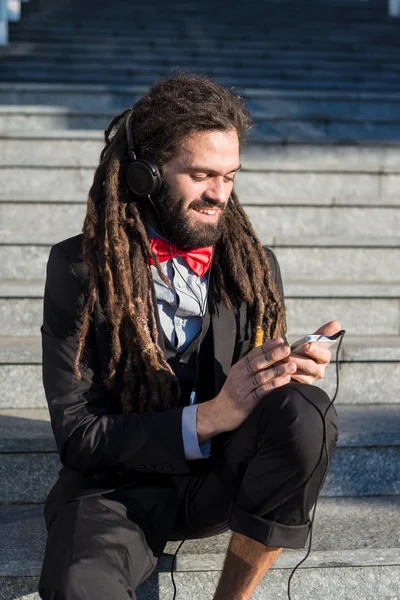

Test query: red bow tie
[148,237,214,278]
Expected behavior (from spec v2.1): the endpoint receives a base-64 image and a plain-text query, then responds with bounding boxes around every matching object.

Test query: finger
[289,355,324,379]
[302,344,332,365]
[242,342,291,375]
[241,338,283,372]
[313,320,342,337]
[290,373,317,385]
[249,362,297,399]
[246,371,293,402]
[276,343,331,367]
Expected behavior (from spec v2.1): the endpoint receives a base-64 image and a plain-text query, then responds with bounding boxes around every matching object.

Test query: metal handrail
[389,0,400,17]
[1,0,30,45]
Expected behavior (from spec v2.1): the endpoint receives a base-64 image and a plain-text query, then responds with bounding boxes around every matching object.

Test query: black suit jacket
[41,233,285,516]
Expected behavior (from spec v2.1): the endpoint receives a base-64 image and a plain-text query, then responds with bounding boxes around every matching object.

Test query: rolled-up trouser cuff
[228,500,311,549]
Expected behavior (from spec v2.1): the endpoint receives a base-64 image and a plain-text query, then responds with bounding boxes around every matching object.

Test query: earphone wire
[145,192,345,600]
[146,194,213,600]
[286,329,346,599]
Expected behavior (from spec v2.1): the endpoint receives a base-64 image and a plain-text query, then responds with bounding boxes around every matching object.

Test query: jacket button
[145,465,154,471]
[163,464,172,471]
[137,465,145,471]
[154,464,163,471]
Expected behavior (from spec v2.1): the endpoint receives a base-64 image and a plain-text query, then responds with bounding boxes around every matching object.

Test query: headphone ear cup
[126,159,162,198]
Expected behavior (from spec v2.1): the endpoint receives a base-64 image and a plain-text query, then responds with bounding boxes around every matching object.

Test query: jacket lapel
[208,272,239,394]
[211,301,238,394]
[150,280,167,356]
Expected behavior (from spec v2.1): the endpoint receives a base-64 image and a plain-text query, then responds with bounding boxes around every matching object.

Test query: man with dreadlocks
[38,73,340,600]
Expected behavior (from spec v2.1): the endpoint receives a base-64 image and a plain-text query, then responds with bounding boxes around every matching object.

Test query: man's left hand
[283,320,342,385]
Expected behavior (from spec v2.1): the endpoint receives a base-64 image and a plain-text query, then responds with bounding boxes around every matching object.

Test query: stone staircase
[1,0,400,598]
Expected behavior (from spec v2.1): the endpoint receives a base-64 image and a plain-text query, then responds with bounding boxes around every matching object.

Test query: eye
[190,174,236,182]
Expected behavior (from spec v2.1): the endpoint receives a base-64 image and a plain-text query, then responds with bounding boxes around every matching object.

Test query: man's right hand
[197,338,297,441]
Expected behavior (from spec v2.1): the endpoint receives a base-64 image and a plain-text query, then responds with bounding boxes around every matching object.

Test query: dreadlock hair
[74,71,286,414]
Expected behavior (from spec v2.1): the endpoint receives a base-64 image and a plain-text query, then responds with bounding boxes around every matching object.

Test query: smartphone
[291,333,341,356]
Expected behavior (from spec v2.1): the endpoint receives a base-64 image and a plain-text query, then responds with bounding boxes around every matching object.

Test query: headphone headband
[125,109,137,162]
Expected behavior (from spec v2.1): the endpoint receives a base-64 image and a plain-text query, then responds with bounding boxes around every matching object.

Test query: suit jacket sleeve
[41,243,192,476]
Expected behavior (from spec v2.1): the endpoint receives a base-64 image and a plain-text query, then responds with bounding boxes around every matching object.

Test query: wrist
[196,399,222,443]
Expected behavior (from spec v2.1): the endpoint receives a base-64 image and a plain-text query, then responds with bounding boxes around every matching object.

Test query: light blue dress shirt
[146,223,212,460]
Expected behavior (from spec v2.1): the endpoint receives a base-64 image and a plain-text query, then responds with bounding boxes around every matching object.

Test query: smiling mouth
[193,208,219,215]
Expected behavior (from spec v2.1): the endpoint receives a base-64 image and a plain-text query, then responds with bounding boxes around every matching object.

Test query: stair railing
[388,0,400,17]
[1,0,29,45]
[362,0,400,17]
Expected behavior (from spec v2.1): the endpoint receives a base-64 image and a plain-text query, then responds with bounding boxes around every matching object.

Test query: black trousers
[38,383,338,599]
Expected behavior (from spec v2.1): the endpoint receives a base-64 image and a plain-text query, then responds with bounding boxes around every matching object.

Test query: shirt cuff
[182,404,211,460]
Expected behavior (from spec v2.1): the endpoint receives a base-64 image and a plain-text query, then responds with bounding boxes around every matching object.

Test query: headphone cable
[146,194,212,600]
[146,194,344,600]
[285,329,345,599]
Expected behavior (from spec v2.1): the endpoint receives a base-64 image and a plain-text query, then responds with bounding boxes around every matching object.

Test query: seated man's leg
[170,383,338,600]
[170,383,339,549]
[228,382,339,547]
[38,494,159,600]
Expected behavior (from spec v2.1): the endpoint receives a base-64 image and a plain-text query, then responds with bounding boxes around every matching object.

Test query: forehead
[176,129,240,169]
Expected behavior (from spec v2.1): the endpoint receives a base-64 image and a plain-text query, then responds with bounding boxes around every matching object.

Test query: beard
[147,183,227,250]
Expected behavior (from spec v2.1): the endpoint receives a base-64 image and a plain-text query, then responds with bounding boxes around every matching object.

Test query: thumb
[313,320,342,337]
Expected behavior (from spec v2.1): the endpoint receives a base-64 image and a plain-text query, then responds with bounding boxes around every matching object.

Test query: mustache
[190,200,226,211]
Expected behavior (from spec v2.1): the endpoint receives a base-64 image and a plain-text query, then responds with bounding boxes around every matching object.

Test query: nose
[203,177,228,205]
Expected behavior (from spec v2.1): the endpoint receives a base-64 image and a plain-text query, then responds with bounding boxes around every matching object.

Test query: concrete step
[3,133,400,173]
[4,46,400,73]
[0,203,397,243]
[0,107,400,141]
[247,98,400,121]
[253,120,400,142]
[1,240,399,283]
[3,333,400,363]
[9,11,392,28]
[0,497,399,599]
[3,107,400,135]
[2,296,398,337]
[5,42,400,68]
[10,28,399,49]
[0,405,399,502]
[3,69,400,92]
[241,143,400,172]
[1,237,397,281]
[16,2,384,13]
[2,164,400,203]
[2,279,400,299]
[9,18,397,36]
[13,54,399,74]
[2,111,395,140]
[1,280,399,335]
[4,57,400,85]
[2,82,400,112]
[1,334,399,409]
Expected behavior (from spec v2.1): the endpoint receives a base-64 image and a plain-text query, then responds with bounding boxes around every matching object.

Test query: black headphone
[125,108,162,198]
